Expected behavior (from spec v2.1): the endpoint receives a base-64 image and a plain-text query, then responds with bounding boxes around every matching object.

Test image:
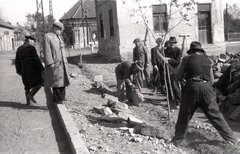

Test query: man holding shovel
[151,38,165,94]
[163,36,182,109]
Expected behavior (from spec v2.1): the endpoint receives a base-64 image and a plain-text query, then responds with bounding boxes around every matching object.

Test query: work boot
[27,84,42,103]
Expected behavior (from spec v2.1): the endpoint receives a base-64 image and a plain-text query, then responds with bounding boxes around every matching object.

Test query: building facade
[60,0,97,49]
[95,0,226,60]
[0,19,15,52]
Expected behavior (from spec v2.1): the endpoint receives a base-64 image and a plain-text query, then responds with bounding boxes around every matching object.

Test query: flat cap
[52,22,64,30]
[133,38,141,43]
[25,35,36,41]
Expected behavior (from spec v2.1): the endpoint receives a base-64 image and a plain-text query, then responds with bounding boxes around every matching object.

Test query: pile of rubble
[210,51,240,121]
[92,93,175,140]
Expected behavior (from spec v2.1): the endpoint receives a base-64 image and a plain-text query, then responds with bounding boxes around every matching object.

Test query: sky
[0,0,78,26]
[0,0,240,26]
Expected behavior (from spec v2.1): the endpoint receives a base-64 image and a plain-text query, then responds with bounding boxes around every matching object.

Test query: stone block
[93,106,113,115]
[100,114,124,123]
[228,105,240,121]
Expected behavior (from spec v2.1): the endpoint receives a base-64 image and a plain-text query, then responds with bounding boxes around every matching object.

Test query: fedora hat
[133,38,141,43]
[169,36,177,43]
[52,22,64,30]
[187,41,204,54]
[135,60,144,71]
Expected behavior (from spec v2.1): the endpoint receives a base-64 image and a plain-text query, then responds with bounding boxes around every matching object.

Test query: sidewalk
[0,53,89,154]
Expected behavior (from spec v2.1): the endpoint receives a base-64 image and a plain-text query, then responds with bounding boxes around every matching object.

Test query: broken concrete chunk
[69,73,78,78]
[127,116,143,127]
[93,106,113,115]
[133,123,173,140]
[100,114,124,123]
[118,112,134,121]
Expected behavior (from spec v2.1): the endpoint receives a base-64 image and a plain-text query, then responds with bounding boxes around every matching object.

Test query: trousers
[172,81,237,144]
[52,87,66,103]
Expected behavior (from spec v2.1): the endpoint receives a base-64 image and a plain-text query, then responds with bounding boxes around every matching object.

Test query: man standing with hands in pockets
[43,22,70,104]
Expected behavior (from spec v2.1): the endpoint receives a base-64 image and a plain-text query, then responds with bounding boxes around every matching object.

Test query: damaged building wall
[95,0,226,61]
[95,0,120,59]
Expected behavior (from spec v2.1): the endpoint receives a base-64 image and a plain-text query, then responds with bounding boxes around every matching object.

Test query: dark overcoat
[15,42,44,90]
[43,32,69,88]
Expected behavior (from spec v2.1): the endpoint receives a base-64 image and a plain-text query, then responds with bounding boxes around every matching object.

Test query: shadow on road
[0,101,48,110]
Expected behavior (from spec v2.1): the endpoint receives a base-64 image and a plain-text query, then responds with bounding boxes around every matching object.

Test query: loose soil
[65,50,240,154]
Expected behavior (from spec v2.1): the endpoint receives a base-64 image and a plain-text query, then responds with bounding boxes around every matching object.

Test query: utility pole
[81,0,86,48]
[49,0,53,26]
[36,0,45,41]
[85,9,89,46]
[36,0,45,53]
[226,3,229,41]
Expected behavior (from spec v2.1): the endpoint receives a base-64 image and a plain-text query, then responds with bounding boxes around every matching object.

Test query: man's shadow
[0,101,48,110]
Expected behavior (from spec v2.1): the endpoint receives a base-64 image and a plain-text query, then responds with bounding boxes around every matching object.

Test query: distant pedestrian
[15,35,44,106]
[133,38,151,88]
[115,60,144,102]
[172,41,239,147]
[43,22,70,104]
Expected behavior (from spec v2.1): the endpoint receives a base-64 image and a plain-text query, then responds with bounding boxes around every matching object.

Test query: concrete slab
[56,104,90,154]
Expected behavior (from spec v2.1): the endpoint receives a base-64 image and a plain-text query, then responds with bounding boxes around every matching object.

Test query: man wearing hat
[15,35,44,106]
[163,36,182,109]
[151,38,165,94]
[115,60,144,102]
[43,21,70,104]
[133,38,151,88]
[172,41,239,147]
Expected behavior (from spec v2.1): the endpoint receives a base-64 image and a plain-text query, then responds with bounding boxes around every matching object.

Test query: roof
[0,18,15,29]
[60,0,96,21]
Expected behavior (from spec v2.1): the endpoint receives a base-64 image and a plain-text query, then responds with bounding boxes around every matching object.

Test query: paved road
[0,52,72,154]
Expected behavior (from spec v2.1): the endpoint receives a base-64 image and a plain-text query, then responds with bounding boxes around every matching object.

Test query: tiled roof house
[59,0,97,48]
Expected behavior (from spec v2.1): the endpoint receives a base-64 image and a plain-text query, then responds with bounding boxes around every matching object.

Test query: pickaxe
[179,34,190,56]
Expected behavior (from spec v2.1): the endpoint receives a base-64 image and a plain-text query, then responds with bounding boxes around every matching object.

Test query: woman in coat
[43,22,70,104]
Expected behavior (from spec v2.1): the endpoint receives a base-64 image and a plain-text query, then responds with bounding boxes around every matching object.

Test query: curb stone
[56,104,90,154]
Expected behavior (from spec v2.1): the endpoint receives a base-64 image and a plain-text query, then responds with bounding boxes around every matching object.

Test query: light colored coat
[43,32,70,87]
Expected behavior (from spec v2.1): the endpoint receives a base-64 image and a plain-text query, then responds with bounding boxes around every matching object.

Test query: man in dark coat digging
[15,35,44,106]
[172,41,239,147]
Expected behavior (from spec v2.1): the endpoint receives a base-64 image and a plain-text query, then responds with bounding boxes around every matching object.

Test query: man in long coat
[15,36,44,106]
[43,22,70,104]
[133,38,150,88]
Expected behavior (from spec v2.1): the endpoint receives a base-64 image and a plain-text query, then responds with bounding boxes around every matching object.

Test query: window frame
[152,4,168,32]
[108,9,114,36]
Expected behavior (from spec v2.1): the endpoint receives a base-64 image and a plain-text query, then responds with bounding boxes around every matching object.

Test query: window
[99,14,104,37]
[109,9,114,36]
[152,5,167,32]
